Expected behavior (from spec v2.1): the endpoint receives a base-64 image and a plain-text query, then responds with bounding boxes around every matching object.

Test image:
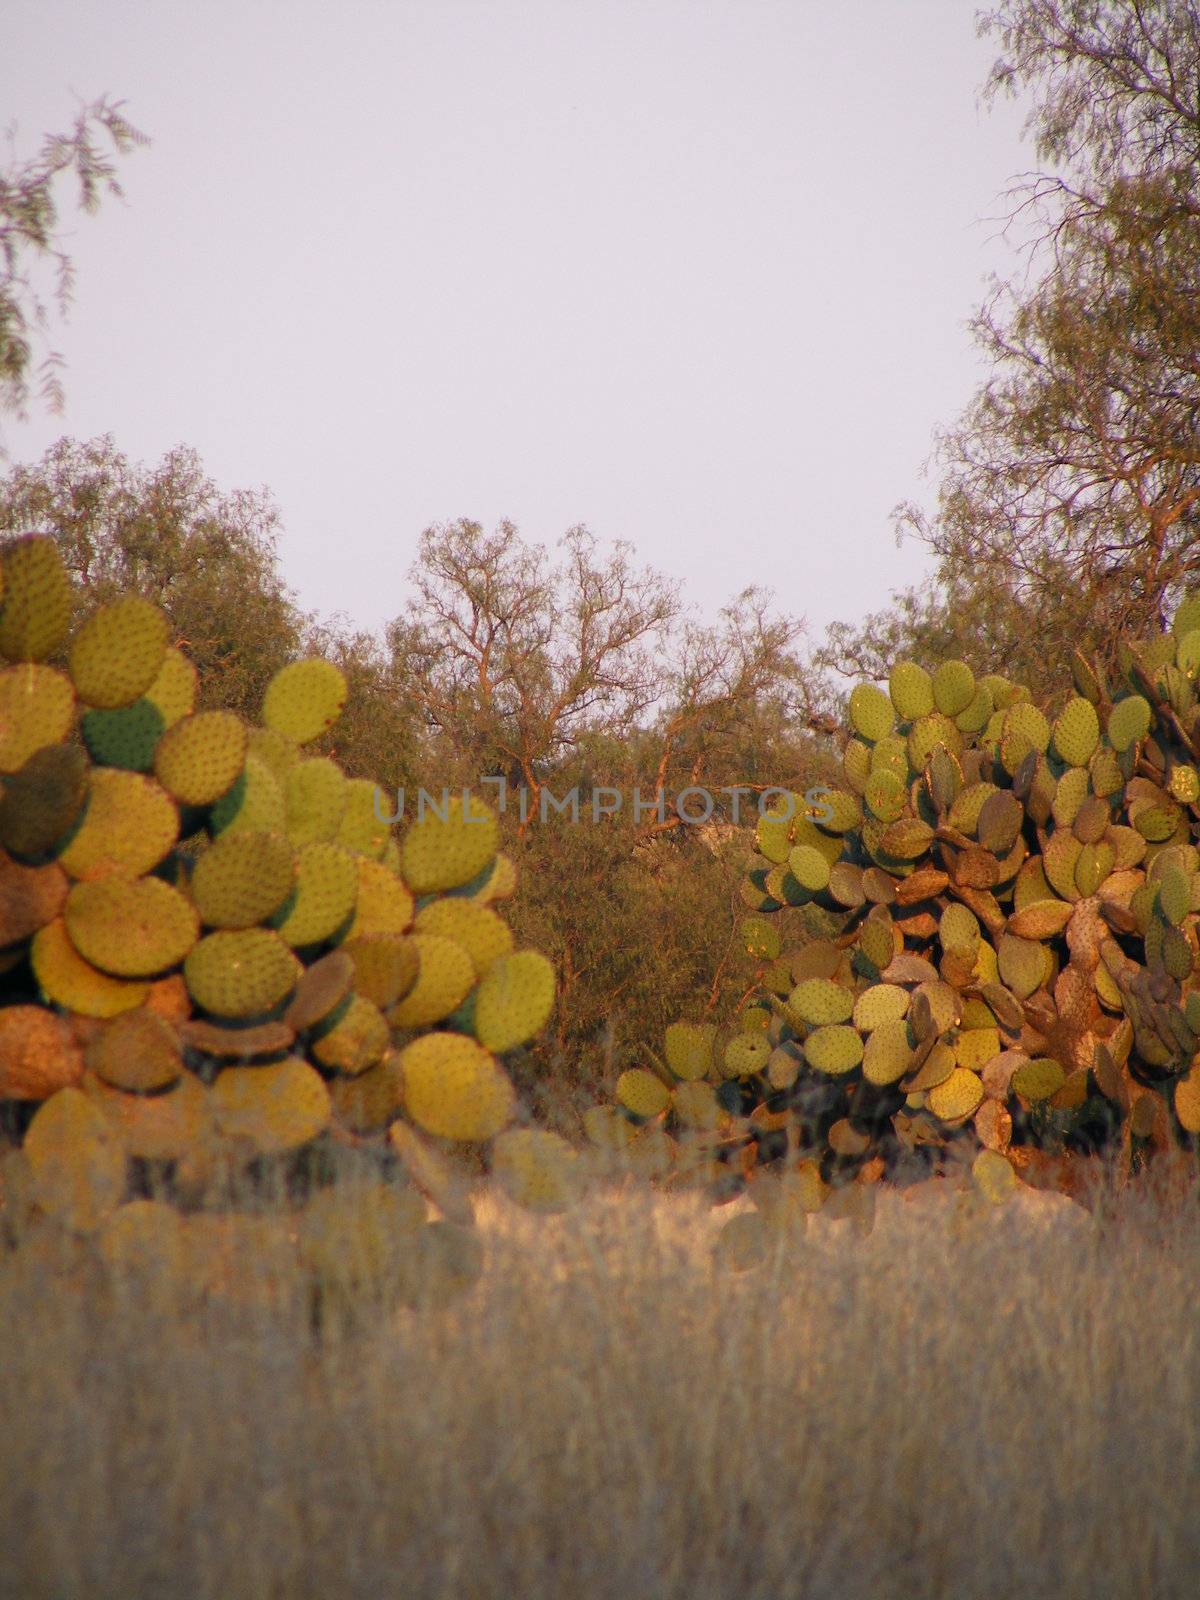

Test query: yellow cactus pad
[190,829,296,928]
[388,933,475,1028]
[184,928,302,1018]
[414,898,514,978]
[144,647,198,726]
[59,769,180,881]
[211,1057,331,1154]
[271,840,358,948]
[311,993,390,1075]
[154,710,247,806]
[399,1031,516,1141]
[24,1087,127,1232]
[491,1128,580,1213]
[0,664,75,772]
[616,1068,671,1119]
[473,950,555,1053]
[83,1070,209,1162]
[400,794,499,894]
[285,757,347,844]
[342,933,420,1010]
[335,777,392,859]
[209,753,286,836]
[31,918,150,1017]
[262,658,348,745]
[0,534,73,662]
[65,875,200,978]
[345,856,414,939]
[663,1021,716,1081]
[68,596,169,709]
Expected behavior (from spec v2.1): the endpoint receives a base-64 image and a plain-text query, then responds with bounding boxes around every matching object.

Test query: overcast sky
[3,0,1031,652]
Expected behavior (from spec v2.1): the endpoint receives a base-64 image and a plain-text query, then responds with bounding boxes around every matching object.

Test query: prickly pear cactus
[0,533,560,1275]
[591,599,1200,1218]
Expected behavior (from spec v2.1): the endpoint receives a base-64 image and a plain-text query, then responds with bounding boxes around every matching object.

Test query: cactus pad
[65,875,199,977]
[184,927,301,1018]
[87,1008,182,1092]
[69,596,169,709]
[0,534,73,661]
[401,794,499,893]
[472,950,556,1053]
[398,1032,515,1141]
[262,658,348,745]
[191,829,296,928]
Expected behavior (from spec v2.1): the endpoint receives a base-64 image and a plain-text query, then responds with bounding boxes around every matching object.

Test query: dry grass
[3,1175,1200,1600]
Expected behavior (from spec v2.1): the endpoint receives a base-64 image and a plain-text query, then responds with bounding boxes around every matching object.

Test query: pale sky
[3,0,1030,652]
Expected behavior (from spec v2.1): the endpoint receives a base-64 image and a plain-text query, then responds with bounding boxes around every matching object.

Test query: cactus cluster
[0,533,560,1276]
[591,598,1200,1216]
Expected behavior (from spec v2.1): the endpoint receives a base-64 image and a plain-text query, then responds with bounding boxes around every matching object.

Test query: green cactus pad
[184,927,301,1018]
[399,1032,515,1141]
[68,596,169,709]
[473,950,556,1053]
[154,711,247,806]
[65,875,199,978]
[81,699,166,772]
[261,658,348,745]
[0,664,75,773]
[0,535,73,662]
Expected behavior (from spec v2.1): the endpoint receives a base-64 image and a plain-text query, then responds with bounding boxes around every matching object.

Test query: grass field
[3,1173,1199,1600]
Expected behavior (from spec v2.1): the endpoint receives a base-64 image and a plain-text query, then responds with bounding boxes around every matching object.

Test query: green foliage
[1,98,147,431]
